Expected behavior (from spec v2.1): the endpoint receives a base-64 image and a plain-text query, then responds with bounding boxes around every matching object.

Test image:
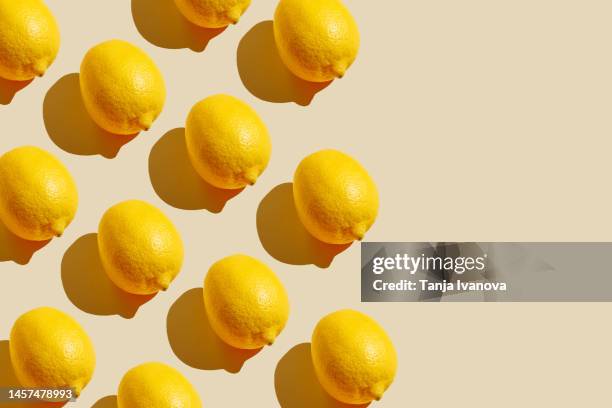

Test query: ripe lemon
[0,0,60,81]
[293,149,378,244]
[0,146,78,241]
[98,200,184,295]
[311,309,397,404]
[118,362,202,408]
[273,0,360,82]
[80,40,166,135]
[185,94,271,189]
[175,0,251,28]
[204,254,289,349]
[9,307,96,396]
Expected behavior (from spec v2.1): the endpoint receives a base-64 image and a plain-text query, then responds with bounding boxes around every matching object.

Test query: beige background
[1,0,612,407]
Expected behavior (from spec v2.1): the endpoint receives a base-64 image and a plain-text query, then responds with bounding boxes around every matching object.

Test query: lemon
[9,307,96,396]
[0,0,60,81]
[273,0,360,82]
[185,94,271,189]
[293,149,378,245]
[80,40,166,135]
[311,309,397,404]
[0,146,78,241]
[204,254,289,349]
[98,200,184,295]
[118,362,202,408]
[175,0,252,28]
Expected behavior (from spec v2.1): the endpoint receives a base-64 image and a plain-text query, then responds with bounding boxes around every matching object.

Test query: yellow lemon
[0,0,60,81]
[204,254,289,349]
[273,0,360,82]
[0,146,78,241]
[9,307,96,396]
[118,362,202,408]
[98,200,184,295]
[311,309,397,404]
[175,0,251,28]
[293,149,378,245]
[185,94,271,189]
[80,40,166,135]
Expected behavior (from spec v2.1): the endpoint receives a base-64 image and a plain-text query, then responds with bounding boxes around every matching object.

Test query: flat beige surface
[1,0,612,407]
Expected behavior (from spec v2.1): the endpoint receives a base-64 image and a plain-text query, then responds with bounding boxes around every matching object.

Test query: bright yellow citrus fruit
[273,0,360,82]
[0,146,78,241]
[9,307,96,396]
[204,254,289,349]
[118,362,202,408]
[293,149,378,245]
[0,0,60,81]
[98,200,184,295]
[311,309,397,404]
[80,39,166,135]
[174,0,252,28]
[185,94,271,189]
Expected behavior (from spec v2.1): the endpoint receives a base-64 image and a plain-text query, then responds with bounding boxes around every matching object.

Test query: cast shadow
[275,343,370,408]
[167,288,261,373]
[43,73,137,159]
[61,233,155,318]
[237,21,331,106]
[149,128,244,213]
[0,222,50,265]
[0,341,67,408]
[131,0,225,51]
[257,183,350,268]
[90,395,118,408]
[0,77,33,105]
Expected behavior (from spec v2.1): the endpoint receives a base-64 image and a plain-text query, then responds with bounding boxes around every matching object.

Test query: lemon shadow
[90,395,118,408]
[149,128,244,213]
[61,233,155,319]
[0,222,50,265]
[43,74,137,158]
[237,21,331,106]
[167,288,261,373]
[0,77,33,105]
[257,183,350,268]
[131,0,225,51]
[0,341,68,408]
[275,343,370,408]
